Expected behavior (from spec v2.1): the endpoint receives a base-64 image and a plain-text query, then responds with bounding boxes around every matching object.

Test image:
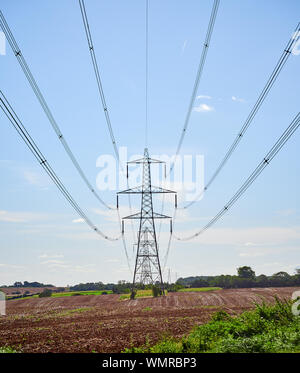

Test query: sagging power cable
[78,0,136,267]
[169,0,220,175]
[158,0,220,249]
[0,10,115,211]
[181,21,300,209]
[0,91,121,241]
[174,111,300,241]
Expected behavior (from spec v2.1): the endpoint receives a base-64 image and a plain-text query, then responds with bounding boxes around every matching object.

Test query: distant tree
[237,266,256,279]
[256,274,269,287]
[14,282,23,287]
[271,272,292,287]
[38,288,52,298]
[56,287,65,293]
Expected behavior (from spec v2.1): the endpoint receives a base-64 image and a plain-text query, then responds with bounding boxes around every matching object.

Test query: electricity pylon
[118,148,177,296]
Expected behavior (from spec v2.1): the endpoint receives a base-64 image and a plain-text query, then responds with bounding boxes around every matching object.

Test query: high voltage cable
[181,21,300,209]
[0,91,121,241]
[0,10,114,211]
[169,0,220,175]
[162,21,300,267]
[145,0,149,148]
[157,0,219,244]
[173,111,300,241]
[78,0,136,265]
[78,0,119,161]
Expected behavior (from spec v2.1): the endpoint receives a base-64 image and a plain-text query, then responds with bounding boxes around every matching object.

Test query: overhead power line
[78,0,119,162]
[157,0,219,244]
[169,0,220,175]
[181,21,300,209]
[78,0,139,270]
[145,0,149,148]
[0,10,114,211]
[0,91,121,241]
[174,111,300,241]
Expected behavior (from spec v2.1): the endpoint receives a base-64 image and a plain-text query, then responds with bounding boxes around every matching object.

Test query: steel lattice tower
[118,148,177,295]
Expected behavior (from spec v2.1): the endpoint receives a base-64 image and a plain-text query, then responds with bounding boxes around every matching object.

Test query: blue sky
[0,0,299,286]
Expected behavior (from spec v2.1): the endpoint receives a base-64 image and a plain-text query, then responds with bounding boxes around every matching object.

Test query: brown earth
[0,287,297,353]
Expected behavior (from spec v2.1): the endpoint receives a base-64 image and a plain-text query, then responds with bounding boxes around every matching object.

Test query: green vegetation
[124,298,300,353]
[120,289,168,300]
[10,281,54,288]
[37,290,112,298]
[152,285,163,297]
[0,346,18,353]
[178,287,221,292]
[177,266,300,289]
[52,290,112,297]
[56,307,92,317]
[39,288,52,298]
[142,307,152,312]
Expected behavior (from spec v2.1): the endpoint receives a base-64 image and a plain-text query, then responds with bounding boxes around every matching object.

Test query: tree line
[177,266,300,289]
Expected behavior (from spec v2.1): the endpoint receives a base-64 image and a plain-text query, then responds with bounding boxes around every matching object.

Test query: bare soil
[0,287,297,353]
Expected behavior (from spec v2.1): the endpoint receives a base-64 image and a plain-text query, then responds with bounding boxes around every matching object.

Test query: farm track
[0,287,297,353]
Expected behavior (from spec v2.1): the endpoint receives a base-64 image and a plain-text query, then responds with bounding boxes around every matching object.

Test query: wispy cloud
[181,40,187,54]
[276,209,296,217]
[0,263,25,269]
[0,210,46,223]
[174,226,300,246]
[41,259,65,265]
[39,254,64,259]
[72,218,84,223]
[22,169,50,188]
[105,259,120,263]
[193,103,214,112]
[232,96,246,103]
[196,95,212,100]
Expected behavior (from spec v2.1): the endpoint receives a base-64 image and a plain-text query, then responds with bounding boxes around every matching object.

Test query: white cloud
[276,209,296,217]
[174,226,300,246]
[41,260,65,265]
[196,95,212,100]
[0,263,25,269]
[105,259,120,263]
[22,169,49,188]
[39,254,64,259]
[47,263,96,273]
[232,96,246,103]
[0,210,46,223]
[244,242,262,247]
[238,245,299,258]
[72,218,84,223]
[193,103,214,112]
[92,205,138,223]
[181,40,187,54]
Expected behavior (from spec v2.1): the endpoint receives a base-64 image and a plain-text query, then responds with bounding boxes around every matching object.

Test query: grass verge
[124,297,300,353]
[120,289,168,300]
[178,287,222,292]
[0,346,18,353]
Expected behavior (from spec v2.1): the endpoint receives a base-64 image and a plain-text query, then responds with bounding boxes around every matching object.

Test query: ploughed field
[0,287,297,353]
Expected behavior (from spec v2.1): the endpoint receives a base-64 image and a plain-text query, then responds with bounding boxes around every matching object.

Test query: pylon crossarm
[128,157,164,164]
[123,212,172,219]
[118,185,176,194]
